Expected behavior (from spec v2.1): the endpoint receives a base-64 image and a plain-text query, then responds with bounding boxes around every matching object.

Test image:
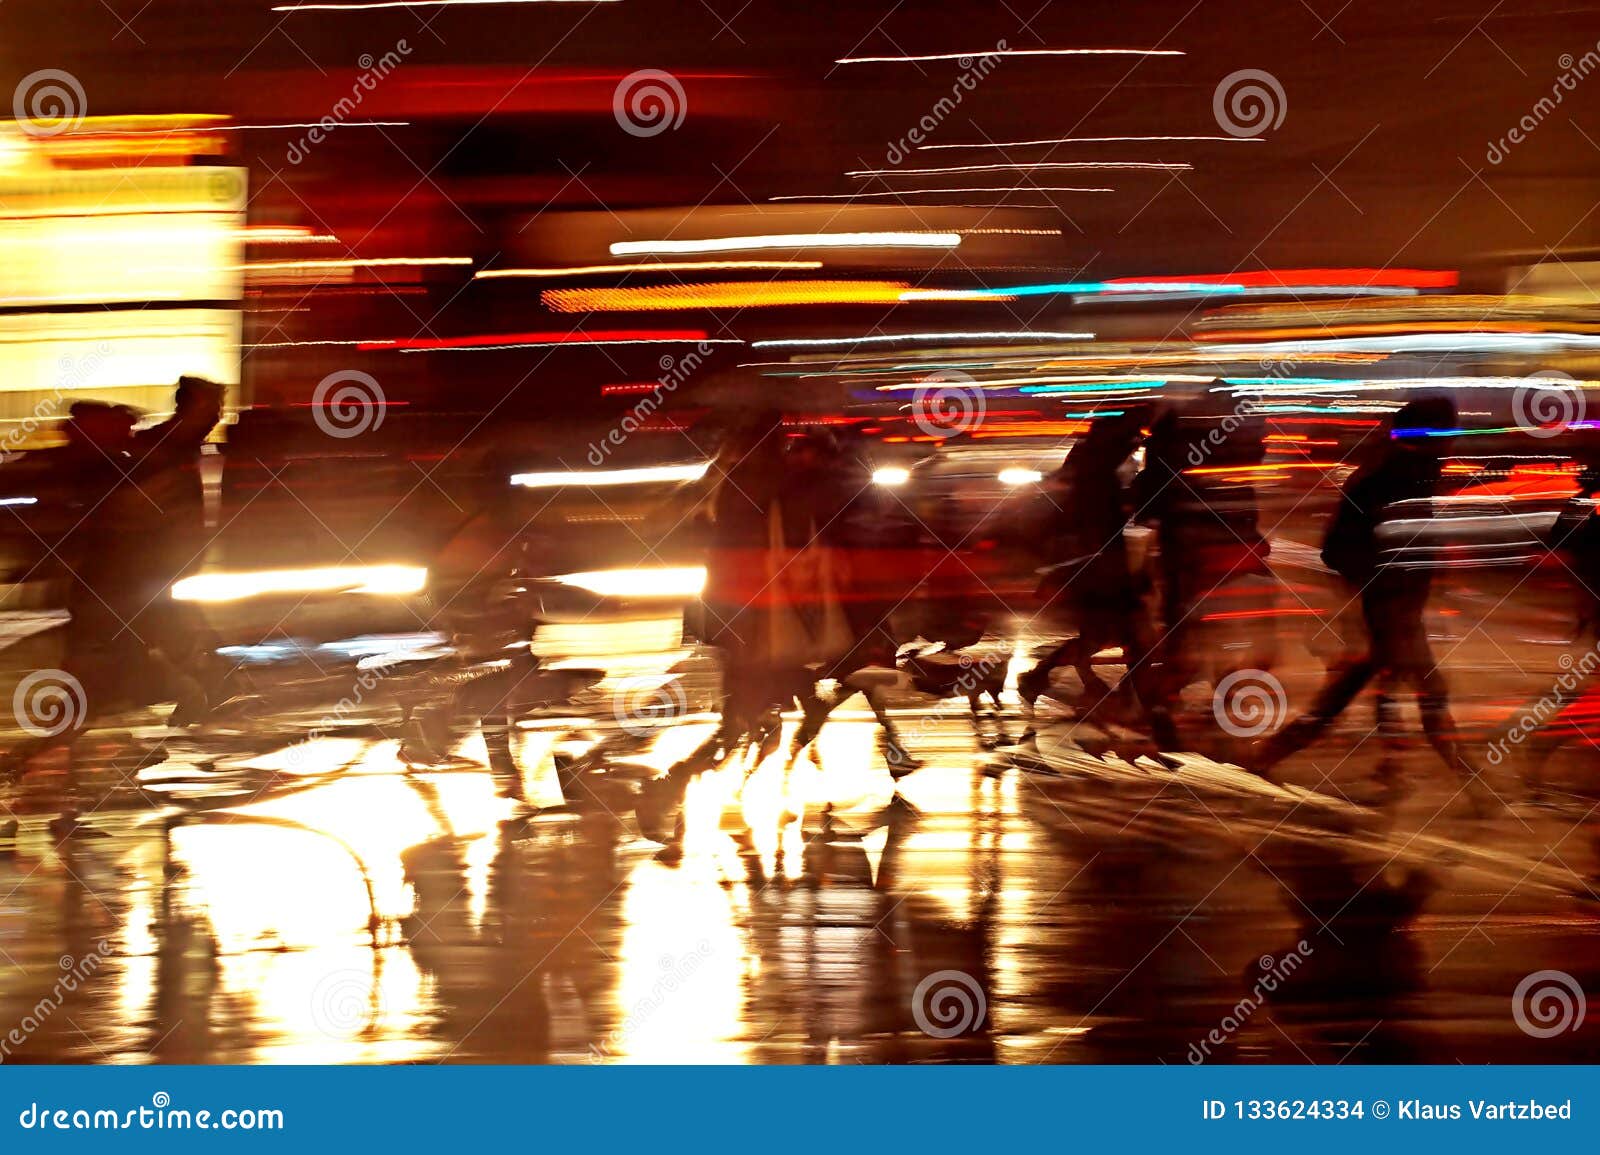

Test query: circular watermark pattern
[12,669,87,738]
[1513,370,1585,438]
[613,69,687,138]
[1213,69,1286,138]
[911,969,986,1038]
[311,370,386,439]
[309,969,384,1039]
[13,69,87,137]
[1211,668,1287,738]
[151,1091,171,1109]
[612,676,688,735]
[911,369,986,438]
[1512,969,1586,1038]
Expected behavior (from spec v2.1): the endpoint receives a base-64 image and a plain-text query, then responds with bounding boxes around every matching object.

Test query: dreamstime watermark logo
[1486,641,1600,765]
[1512,370,1586,438]
[911,369,986,438]
[587,341,715,465]
[286,41,410,163]
[1213,69,1286,138]
[1211,668,1287,738]
[13,69,87,137]
[911,969,986,1038]
[1187,392,1267,467]
[12,669,86,738]
[1512,969,1586,1038]
[612,676,688,736]
[883,40,1007,164]
[0,939,111,1062]
[309,969,384,1039]
[311,370,386,439]
[1188,941,1313,1063]
[1487,43,1600,164]
[613,70,687,138]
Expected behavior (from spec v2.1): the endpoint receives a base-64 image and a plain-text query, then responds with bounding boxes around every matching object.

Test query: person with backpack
[1251,396,1497,814]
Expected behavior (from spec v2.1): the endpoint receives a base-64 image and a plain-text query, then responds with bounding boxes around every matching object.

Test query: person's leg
[1253,654,1376,775]
[1403,638,1479,778]
[863,684,922,776]
[1018,637,1080,704]
[786,680,838,766]
[1116,601,1179,749]
[668,645,754,777]
[1253,580,1382,775]
[1068,618,1118,705]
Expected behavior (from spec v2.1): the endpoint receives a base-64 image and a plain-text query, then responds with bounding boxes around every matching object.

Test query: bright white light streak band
[510,462,711,488]
[922,135,1258,150]
[898,288,1016,301]
[1200,333,1600,356]
[835,48,1184,63]
[873,375,1181,392]
[552,566,707,598]
[769,187,1113,200]
[752,331,1094,348]
[610,232,960,255]
[1213,375,1600,397]
[847,162,1189,177]
[172,565,427,602]
[478,261,822,278]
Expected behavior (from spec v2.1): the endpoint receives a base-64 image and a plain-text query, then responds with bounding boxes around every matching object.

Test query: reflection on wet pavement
[2,681,1598,1065]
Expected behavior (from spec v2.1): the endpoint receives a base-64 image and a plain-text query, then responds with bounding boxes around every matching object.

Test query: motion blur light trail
[510,462,711,487]
[609,233,960,255]
[834,47,1185,62]
[846,162,1192,176]
[356,330,738,351]
[542,280,981,311]
[768,188,1115,200]
[922,135,1263,149]
[552,566,708,597]
[172,566,427,602]
[751,331,1096,347]
[476,261,824,278]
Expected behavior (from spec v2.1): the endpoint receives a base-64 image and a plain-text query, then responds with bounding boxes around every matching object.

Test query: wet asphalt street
[1,595,1599,1066]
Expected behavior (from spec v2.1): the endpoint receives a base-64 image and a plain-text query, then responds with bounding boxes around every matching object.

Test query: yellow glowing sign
[0,167,246,308]
[0,161,245,423]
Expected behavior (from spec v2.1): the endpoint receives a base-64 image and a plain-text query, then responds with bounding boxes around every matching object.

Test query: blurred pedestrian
[1018,410,1170,742]
[1,402,140,778]
[123,376,224,724]
[1252,397,1496,813]
[1136,397,1278,733]
[1500,446,1600,796]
